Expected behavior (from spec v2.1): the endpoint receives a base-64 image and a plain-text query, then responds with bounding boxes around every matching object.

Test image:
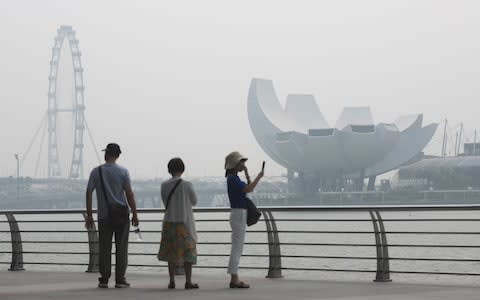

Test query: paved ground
[1,271,480,300]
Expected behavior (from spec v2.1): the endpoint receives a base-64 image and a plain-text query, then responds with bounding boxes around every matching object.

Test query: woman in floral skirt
[158,157,199,289]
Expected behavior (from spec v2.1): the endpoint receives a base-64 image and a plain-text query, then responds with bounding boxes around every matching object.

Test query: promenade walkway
[1,271,479,300]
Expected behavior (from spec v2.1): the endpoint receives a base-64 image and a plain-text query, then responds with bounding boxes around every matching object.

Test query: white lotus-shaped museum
[248,78,438,180]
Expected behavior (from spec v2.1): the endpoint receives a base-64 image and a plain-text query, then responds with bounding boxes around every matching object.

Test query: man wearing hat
[85,143,139,288]
[224,151,264,288]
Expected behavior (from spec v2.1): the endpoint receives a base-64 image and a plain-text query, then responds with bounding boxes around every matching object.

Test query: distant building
[247,78,438,192]
[464,143,480,156]
[396,156,480,189]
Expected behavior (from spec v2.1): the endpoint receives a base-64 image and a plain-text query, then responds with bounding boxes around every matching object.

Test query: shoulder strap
[98,166,111,208]
[165,179,182,210]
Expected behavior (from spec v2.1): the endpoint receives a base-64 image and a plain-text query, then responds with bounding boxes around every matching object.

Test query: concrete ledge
[1,271,480,300]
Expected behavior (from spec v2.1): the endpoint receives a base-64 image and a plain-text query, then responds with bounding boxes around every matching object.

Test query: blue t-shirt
[227,175,248,209]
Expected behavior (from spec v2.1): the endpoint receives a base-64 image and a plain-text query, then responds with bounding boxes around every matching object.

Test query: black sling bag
[165,179,182,210]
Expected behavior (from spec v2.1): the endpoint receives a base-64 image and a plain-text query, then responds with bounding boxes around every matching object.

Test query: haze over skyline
[1,1,479,179]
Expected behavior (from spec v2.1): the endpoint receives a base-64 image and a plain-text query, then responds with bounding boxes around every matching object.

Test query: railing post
[82,213,99,273]
[375,211,391,282]
[6,213,25,271]
[369,210,391,282]
[262,209,283,278]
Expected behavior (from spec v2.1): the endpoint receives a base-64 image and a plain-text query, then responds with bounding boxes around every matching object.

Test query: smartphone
[262,161,266,171]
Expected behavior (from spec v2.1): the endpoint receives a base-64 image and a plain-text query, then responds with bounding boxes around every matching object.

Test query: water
[0,211,479,286]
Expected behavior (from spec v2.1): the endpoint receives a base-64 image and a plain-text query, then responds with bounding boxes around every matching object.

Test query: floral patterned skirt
[157,222,197,264]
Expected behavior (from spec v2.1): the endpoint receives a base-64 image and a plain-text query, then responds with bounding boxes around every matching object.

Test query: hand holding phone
[259,161,265,178]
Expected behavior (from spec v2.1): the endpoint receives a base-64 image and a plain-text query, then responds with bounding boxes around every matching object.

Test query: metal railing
[1,205,479,282]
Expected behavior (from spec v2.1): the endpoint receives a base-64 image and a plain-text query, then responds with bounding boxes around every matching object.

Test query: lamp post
[14,154,19,201]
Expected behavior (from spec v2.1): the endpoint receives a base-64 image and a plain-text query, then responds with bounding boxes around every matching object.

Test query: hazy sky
[1,1,479,179]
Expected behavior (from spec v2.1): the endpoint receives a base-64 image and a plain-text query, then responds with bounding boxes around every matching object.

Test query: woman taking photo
[224,151,264,288]
[158,158,199,289]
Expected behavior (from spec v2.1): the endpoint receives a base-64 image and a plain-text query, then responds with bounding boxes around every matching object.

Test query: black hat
[102,143,122,155]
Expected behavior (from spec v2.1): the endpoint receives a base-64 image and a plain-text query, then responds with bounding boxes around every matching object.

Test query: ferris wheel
[47,25,85,178]
[21,25,100,179]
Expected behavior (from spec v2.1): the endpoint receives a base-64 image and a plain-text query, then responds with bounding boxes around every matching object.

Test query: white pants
[227,208,247,274]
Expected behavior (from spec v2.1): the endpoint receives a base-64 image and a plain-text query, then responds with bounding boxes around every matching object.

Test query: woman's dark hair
[225,168,236,177]
[168,157,185,175]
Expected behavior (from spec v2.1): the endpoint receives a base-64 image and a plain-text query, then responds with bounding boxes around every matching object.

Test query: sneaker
[98,283,108,288]
[115,281,131,288]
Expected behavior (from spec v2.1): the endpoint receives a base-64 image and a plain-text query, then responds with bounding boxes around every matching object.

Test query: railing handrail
[1,204,480,215]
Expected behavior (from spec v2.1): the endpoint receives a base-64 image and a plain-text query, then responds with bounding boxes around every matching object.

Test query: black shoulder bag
[246,198,261,226]
[98,166,129,230]
[165,179,182,210]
